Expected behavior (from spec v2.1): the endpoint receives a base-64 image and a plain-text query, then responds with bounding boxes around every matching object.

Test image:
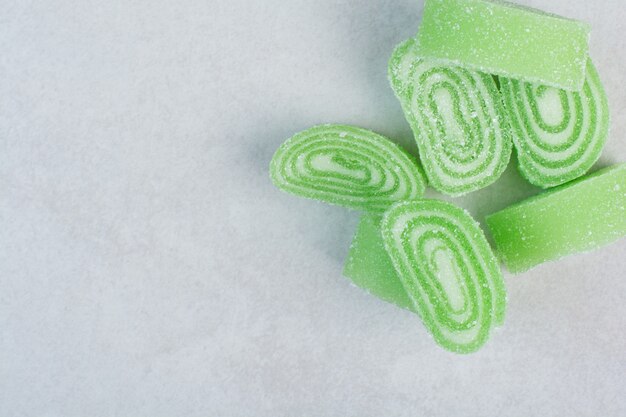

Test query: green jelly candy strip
[381,200,506,353]
[343,214,416,312]
[486,164,626,273]
[500,59,609,188]
[270,124,427,212]
[416,0,591,91]
[389,38,512,196]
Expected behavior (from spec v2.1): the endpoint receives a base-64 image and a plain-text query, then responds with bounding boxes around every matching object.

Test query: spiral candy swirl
[270,124,427,212]
[389,39,512,196]
[500,60,609,188]
[382,200,506,353]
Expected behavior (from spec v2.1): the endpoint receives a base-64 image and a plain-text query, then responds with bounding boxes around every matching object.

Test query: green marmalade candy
[344,214,508,327]
[389,38,512,196]
[270,124,427,212]
[487,164,626,273]
[343,214,416,312]
[381,200,506,353]
[416,0,591,91]
[499,59,610,188]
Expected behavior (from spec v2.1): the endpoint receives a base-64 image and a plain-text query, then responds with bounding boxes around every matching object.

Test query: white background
[1,0,625,415]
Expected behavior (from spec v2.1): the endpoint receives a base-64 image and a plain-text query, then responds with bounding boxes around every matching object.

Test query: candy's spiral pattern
[382,200,506,353]
[389,38,512,196]
[270,124,427,212]
[500,59,609,188]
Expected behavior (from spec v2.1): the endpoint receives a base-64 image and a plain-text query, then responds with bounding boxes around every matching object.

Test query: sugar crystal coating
[381,200,506,353]
[416,0,591,91]
[486,164,626,273]
[270,124,427,212]
[389,38,512,196]
[500,59,609,188]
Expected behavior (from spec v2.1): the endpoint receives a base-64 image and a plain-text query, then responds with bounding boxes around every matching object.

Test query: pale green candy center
[308,152,369,181]
[432,86,468,154]
[427,243,466,314]
[535,86,565,128]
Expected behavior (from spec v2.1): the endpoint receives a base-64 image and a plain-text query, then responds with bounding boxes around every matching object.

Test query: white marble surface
[1,0,625,415]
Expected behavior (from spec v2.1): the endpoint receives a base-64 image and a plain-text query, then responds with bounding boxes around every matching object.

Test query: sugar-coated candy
[388,37,423,100]
[416,0,591,91]
[382,200,506,353]
[270,124,427,212]
[343,214,415,312]
[389,38,512,196]
[500,59,609,188]
[486,164,626,273]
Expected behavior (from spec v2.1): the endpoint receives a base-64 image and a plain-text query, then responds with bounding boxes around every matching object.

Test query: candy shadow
[243,0,550,267]
[240,0,425,268]
[315,0,553,230]
[314,0,423,156]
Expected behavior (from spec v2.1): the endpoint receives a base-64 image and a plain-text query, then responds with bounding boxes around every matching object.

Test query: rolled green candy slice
[343,214,415,312]
[416,0,591,91]
[388,37,422,100]
[389,39,512,196]
[500,59,609,188]
[382,200,506,353]
[270,124,427,212]
[344,213,506,327]
[486,164,626,273]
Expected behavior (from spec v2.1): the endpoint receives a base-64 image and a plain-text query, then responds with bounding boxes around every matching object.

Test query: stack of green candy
[412,0,610,188]
[272,125,507,352]
[270,0,626,354]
